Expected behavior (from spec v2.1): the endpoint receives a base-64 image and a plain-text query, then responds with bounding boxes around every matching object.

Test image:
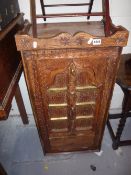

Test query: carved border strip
[15,28,129,51]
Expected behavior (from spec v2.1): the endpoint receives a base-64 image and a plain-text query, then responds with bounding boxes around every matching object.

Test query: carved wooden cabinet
[15,21,128,153]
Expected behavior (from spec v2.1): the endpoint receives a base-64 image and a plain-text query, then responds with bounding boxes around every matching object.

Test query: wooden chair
[30,0,111,37]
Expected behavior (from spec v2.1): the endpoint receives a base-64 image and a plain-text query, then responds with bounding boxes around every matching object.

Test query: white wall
[10,0,131,115]
[110,0,131,53]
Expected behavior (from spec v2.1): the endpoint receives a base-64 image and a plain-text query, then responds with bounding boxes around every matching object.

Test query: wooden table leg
[15,85,29,124]
[112,114,128,149]
[112,89,131,149]
[0,163,7,175]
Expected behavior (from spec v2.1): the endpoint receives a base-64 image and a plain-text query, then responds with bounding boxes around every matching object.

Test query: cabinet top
[15,21,129,51]
[29,21,105,38]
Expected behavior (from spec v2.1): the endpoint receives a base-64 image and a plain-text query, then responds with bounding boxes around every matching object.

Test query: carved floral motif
[59,36,70,46]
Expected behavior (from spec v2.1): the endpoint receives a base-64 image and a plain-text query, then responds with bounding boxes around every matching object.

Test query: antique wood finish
[0,13,28,124]
[15,21,128,153]
[107,54,131,149]
[87,0,94,20]
[15,85,29,124]
[39,0,99,22]
[30,0,37,37]
[31,0,111,37]
[102,0,110,36]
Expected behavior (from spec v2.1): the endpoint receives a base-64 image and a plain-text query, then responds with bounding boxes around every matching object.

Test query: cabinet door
[27,48,107,153]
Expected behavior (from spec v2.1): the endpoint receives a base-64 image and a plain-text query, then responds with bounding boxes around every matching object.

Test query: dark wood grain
[15,85,29,124]
[36,12,105,18]
[102,0,110,36]
[31,0,111,37]
[87,0,94,20]
[44,3,91,7]
[40,0,46,21]
[30,0,37,37]
[0,13,28,125]
[30,21,105,38]
[0,14,23,119]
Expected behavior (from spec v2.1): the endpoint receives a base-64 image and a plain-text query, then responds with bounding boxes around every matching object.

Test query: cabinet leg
[15,85,29,124]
